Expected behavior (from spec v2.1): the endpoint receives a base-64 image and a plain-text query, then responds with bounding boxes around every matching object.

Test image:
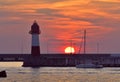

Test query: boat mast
[84,30,86,54]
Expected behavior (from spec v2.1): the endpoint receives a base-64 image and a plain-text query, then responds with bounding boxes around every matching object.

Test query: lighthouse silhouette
[23,21,41,67]
[29,21,41,56]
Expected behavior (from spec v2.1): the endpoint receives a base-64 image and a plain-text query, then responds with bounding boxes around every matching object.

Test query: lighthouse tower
[23,21,41,67]
[29,21,41,56]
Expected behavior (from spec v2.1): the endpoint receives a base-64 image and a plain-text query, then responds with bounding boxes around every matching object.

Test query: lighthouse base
[22,56,43,67]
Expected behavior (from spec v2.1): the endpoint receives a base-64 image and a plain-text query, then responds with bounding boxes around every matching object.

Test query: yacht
[76,63,103,68]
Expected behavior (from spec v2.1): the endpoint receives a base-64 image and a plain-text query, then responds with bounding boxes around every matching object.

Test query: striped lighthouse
[29,21,41,56]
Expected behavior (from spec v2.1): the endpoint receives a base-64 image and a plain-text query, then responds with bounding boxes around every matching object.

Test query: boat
[0,70,7,78]
[76,63,103,68]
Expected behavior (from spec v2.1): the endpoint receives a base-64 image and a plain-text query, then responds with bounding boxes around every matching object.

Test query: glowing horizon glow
[64,46,75,54]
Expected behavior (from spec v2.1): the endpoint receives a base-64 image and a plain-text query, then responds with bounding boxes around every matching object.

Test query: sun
[64,46,75,54]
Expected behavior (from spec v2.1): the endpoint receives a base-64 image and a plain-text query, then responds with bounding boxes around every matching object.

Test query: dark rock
[0,70,7,78]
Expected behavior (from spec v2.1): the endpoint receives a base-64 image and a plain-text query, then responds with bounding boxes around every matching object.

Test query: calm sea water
[0,62,120,82]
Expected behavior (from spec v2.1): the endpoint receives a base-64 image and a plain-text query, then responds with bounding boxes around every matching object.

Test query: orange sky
[0,0,120,54]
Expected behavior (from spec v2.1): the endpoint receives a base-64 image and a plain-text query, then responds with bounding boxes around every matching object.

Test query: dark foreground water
[0,62,120,82]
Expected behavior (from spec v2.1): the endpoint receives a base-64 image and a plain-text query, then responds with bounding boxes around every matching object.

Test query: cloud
[0,0,66,6]
[90,1,120,13]
[40,0,66,3]
[36,8,61,17]
[1,0,119,30]
[90,0,120,7]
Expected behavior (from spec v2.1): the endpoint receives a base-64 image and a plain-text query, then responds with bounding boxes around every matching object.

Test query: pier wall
[22,54,120,67]
[0,54,120,67]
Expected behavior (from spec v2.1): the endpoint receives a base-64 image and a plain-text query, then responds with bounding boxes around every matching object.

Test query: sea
[0,62,120,82]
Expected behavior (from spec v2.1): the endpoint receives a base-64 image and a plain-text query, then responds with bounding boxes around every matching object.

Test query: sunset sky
[0,0,120,54]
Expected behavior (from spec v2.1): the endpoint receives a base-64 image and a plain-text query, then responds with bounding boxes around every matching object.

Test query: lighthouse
[29,21,41,56]
[23,21,41,67]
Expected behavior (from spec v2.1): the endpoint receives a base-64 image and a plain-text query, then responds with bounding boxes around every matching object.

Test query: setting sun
[64,46,75,54]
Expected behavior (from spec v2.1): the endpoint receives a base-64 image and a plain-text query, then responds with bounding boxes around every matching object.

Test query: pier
[23,54,120,67]
[0,54,120,67]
